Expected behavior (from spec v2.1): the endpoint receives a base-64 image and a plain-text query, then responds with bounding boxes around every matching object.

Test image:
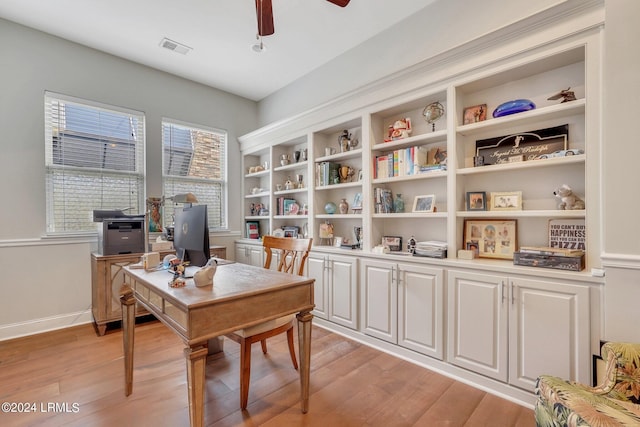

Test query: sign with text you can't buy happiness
[548,219,586,250]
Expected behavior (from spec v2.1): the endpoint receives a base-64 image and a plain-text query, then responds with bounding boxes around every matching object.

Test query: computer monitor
[173,204,210,267]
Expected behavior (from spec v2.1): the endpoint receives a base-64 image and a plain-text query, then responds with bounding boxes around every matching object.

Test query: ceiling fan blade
[327,0,350,7]
[256,0,275,36]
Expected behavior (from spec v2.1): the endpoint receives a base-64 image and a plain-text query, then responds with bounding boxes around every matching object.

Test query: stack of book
[373,145,447,179]
[373,188,393,213]
[316,162,340,186]
[514,246,585,271]
[414,240,448,258]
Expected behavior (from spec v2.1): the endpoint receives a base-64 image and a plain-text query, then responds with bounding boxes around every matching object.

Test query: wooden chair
[225,236,313,409]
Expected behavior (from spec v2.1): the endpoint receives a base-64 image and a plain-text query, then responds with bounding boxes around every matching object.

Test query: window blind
[44,92,145,233]
[162,120,227,230]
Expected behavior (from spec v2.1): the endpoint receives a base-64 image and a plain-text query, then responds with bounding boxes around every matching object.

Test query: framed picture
[245,221,260,239]
[283,226,299,238]
[382,236,402,252]
[490,191,522,211]
[466,191,486,211]
[352,192,363,213]
[463,104,487,125]
[413,194,436,212]
[463,219,517,260]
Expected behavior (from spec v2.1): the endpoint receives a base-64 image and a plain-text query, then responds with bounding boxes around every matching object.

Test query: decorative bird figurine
[548,87,577,103]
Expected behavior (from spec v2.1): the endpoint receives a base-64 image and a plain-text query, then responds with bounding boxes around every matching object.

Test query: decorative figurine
[408,236,416,254]
[193,259,217,287]
[384,118,412,141]
[548,87,577,103]
[553,184,585,210]
[338,130,351,152]
[339,165,354,183]
[339,198,349,214]
[168,257,189,288]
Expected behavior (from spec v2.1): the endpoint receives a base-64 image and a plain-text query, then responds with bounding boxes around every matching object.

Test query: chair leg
[286,326,298,370]
[240,339,252,410]
[260,339,268,354]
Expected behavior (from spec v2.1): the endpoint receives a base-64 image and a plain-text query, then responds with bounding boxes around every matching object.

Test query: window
[162,120,227,230]
[44,92,145,233]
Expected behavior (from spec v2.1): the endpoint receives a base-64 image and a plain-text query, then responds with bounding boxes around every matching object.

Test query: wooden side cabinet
[91,246,226,335]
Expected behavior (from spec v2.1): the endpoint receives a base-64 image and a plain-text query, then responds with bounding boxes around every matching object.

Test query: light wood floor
[0,319,535,426]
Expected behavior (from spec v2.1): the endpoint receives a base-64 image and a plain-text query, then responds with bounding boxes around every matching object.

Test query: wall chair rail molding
[600,252,640,270]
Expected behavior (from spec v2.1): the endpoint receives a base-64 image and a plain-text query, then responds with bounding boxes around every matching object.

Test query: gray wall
[601,0,640,341]
[0,18,256,338]
[257,0,567,126]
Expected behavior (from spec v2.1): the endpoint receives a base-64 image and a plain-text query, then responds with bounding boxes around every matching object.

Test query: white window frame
[44,92,145,234]
[162,119,228,231]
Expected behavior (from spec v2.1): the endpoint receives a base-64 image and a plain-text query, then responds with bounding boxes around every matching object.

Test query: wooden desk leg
[184,345,209,427]
[296,310,313,413]
[119,285,136,396]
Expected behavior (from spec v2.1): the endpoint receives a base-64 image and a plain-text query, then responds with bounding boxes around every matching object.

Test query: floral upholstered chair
[535,342,640,426]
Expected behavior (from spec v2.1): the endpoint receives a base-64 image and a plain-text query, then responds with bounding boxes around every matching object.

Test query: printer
[94,210,145,255]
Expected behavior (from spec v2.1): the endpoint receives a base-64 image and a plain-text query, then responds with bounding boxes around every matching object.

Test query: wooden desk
[120,262,314,427]
[92,246,226,335]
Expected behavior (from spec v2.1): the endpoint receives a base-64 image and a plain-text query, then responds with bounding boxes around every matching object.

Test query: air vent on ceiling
[159,37,192,55]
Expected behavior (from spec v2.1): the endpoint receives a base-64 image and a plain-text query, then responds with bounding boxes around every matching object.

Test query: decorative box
[513,252,585,272]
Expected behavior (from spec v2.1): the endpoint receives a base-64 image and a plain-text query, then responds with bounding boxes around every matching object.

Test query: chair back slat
[262,236,313,276]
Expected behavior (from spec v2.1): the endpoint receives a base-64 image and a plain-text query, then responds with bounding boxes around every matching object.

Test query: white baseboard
[0,310,93,341]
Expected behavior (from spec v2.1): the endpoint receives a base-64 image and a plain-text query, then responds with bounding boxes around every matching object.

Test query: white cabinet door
[248,245,263,267]
[234,244,249,265]
[307,253,328,320]
[397,263,444,360]
[508,277,590,391]
[447,270,508,382]
[361,259,397,343]
[328,254,358,329]
[235,243,264,267]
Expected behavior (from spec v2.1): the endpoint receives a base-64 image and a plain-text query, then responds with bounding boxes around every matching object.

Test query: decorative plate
[273,228,284,237]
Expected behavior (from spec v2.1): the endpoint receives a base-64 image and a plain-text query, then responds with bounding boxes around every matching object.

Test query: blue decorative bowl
[324,202,337,214]
[492,99,536,118]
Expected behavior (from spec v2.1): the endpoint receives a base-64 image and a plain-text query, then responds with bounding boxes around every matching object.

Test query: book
[376,155,389,179]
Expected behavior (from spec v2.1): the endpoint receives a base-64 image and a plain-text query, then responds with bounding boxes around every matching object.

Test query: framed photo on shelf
[382,236,403,252]
[462,104,487,125]
[413,194,436,213]
[352,192,363,213]
[245,221,260,239]
[463,219,517,260]
[466,191,487,211]
[489,191,522,211]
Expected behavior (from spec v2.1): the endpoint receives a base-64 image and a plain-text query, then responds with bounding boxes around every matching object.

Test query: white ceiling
[0,0,436,101]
